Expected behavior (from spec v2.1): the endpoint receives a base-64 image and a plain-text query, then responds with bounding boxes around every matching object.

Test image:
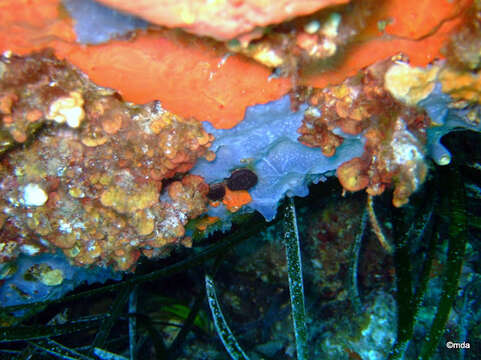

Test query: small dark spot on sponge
[207,182,226,201]
[226,168,258,191]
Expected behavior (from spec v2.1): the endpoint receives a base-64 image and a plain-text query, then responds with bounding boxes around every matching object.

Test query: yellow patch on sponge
[384,62,440,106]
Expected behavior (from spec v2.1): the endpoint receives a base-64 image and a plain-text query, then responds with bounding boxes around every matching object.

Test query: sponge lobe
[192,95,364,221]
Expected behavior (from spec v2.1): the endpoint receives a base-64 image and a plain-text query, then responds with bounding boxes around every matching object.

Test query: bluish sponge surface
[420,84,481,164]
[0,253,119,309]
[192,95,365,221]
[63,0,148,44]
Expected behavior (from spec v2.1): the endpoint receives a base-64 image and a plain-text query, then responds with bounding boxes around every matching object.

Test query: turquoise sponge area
[192,95,365,221]
[420,84,481,166]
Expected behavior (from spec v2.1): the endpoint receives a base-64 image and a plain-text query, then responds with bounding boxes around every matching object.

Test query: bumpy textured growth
[0,51,213,271]
[297,58,431,208]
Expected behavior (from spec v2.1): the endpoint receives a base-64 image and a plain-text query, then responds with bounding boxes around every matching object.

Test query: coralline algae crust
[192,95,364,221]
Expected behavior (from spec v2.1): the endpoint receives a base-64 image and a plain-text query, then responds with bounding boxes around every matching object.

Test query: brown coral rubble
[0,51,214,270]
[295,57,431,207]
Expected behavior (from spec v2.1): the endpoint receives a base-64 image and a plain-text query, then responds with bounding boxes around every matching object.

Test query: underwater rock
[193,56,481,223]
[1,0,471,128]
[191,94,364,221]
[0,0,292,128]
[0,51,213,271]
[1,1,480,311]
[317,291,397,360]
[1,48,481,309]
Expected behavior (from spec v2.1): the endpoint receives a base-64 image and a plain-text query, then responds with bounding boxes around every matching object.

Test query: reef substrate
[0,0,480,308]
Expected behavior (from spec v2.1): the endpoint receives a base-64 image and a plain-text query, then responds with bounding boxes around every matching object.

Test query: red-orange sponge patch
[303,0,472,88]
[222,188,252,213]
[0,0,291,129]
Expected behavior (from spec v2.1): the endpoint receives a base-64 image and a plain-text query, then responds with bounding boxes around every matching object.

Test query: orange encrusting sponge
[0,0,290,129]
[302,0,473,89]
[0,0,472,129]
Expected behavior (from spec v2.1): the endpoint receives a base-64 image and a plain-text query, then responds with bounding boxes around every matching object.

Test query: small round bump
[226,168,258,191]
[207,182,226,201]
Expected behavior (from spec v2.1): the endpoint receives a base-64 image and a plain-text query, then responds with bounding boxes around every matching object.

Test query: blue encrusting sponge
[63,0,148,45]
[0,252,119,312]
[192,95,365,221]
